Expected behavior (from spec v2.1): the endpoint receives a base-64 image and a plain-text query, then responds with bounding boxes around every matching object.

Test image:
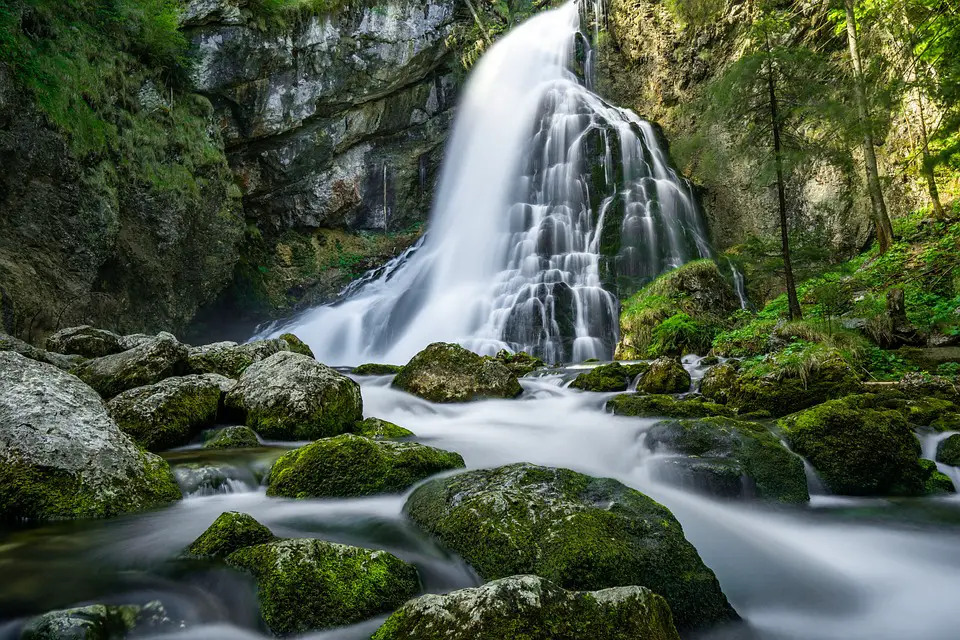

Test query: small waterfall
[265,0,711,365]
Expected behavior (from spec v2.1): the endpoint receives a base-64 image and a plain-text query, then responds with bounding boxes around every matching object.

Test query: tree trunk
[766,36,802,321]
[916,89,946,218]
[843,0,896,252]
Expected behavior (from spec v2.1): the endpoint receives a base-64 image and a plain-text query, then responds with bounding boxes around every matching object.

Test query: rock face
[186,511,276,559]
[938,434,960,466]
[266,434,464,498]
[637,358,691,394]
[393,342,523,402]
[371,575,681,640]
[226,538,419,635]
[570,362,648,392]
[106,374,229,451]
[225,351,363,439]
[45,326,125,359]
[0,352,181,521]
[20,601,176,640]
[405,463,737,631]
[646,417,809,503]
[73,333,189,398]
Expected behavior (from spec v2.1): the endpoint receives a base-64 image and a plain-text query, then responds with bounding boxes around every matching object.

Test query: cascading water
[265,0,711,365]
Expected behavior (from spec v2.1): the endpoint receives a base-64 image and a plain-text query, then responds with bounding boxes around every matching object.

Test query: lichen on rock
[393,342,522,402]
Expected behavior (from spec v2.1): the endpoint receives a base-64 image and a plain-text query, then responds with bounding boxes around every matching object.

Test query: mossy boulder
[636,358,690,394]
[607,394,734,419]
[225,351,362,440]
[353,363,403,376]
[267,434,464,498]
[354,417,414,439]
[185,511,276,558]
[186,338,292,379]
[897,372,959,402]
[0,352,182,521]
[73,332,188,398]
[570,362,648,392]
[45,325,124,359]
[226,538,419,636]
[371,575,680,640]
[491,349,547,377]
[698,363,739,404]
[646,417,809,503]
[920,459,955,494]
[204,426,260,449]
[393,342,522,403]
[279,333,314,358]
[106,374,229,452]
[405,463,737,631]
[781,398,944,496]
[937,434,960,466]
[20,601,176,640]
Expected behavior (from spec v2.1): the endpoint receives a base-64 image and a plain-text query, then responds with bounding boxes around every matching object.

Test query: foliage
[444,0,561,72]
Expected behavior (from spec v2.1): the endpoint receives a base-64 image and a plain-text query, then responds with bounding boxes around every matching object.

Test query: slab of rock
[371,575,680,640]
[393,342,522,403]
[225,351,362,440]
[73,332,188,398]
[0,352,181,521]
[45,325,124,359]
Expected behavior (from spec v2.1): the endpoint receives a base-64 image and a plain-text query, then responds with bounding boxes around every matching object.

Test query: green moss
[226,538,419,636]
[266,434,464,498]
[919,459,955,494]
[570,363,648,392]
[353,363,403,376]
[937,434,960,466]
[607,394,734,419]
[186,511,276,558]
[353,417,414,439]
[489,349,547,376]
[203,426,260,450]
[393,342,522,403]
[108,379,221,451]
[279,333,314,358]
[636,358,691,394]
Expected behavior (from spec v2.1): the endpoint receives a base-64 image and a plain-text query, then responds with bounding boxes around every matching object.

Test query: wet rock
[73,332,188,398]
[171,462,258,496]
[203,426,260,449]
[920,459,955,494]
[0,352,182,521]
[570,362,648,392]
[20,600,177,640]
[937,434,960,466]
[405,463,737,631]
[636,358,690,394]
[45,326,124,359]
[607,393,734,419]
[0,332,78,370]
[186,338,291,379]
[393,342,522,403]
[267,434,463,498]
[226,538,419,635]
[106,374,229,451]
[278,333,314,359]
[698,362,739,404]
[353,363,403,376]
[646,417,809,503]
[354,417,414,439]
[371,575,680,640]
[225,351,362,440]
[186,511,275,559]
[491,349,546,376]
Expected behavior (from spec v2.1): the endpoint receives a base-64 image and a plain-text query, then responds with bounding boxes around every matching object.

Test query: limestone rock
[73,332,188,398]
[45,325,124,359]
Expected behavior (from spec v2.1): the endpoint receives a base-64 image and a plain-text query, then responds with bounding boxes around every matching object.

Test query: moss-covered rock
[45,326,124,359]
[393,343,522,403]
[607,394,734,419]
[781,398,938,496]
[279,333,314,358]
[20,601,176,640]
[186,511,275,559]
[491,349,547,376]
[0,332,79,370]
[353,363,403,376]
[226,538,419,636]
[203,426,261,449]
[225,351,362,440]
[570,362,648,392]
[405,463,737,631]
[106,374,228,451]
[898,372,959,402]
[636,358,690,394]
[267,434,464,498]
[937,434,960,466]
[919,459,955,494]
[698,362,739,404]
[354,417,414,439]
[0,351,182,521]
[73,333,188,398]
[186,338,291,379]
[646,417,809,503]
[371,575,680,640]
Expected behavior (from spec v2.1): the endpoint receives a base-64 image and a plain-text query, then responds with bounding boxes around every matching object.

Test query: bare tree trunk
[843,0,896,252]
[916,89,946,218]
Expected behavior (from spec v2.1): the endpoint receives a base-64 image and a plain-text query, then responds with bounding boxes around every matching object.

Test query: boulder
[226,538,419,636]
[354,417,414,439]
[73,332,188,398]
[371,575,680,640]
[920,459,955,494]
[781,398,948,496]
[897,372,959,402]
[491,349,546,376]
[106,374,229,451]
[937,434,960,466]
[393,343,522,403]
[0,332,78,370]
[636,358,690,394]
[353,363,403,376]
[279,333,314,358]
[171,462,260,496]
[45,325,124,359]
[20,601,176,640]
[225,351,362,440]
[186,338,290,378]
[646,417,809,503]
[185,511,275,559]
[570,362,648,392]
[698,363,739,405]
[405,463,737,631]
[607,394,734,419]
[0,352,182,521]
[267,434,464,498]
[203,426,261,449]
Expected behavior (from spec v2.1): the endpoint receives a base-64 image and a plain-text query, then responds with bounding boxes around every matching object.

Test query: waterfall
[263,0,711,365]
